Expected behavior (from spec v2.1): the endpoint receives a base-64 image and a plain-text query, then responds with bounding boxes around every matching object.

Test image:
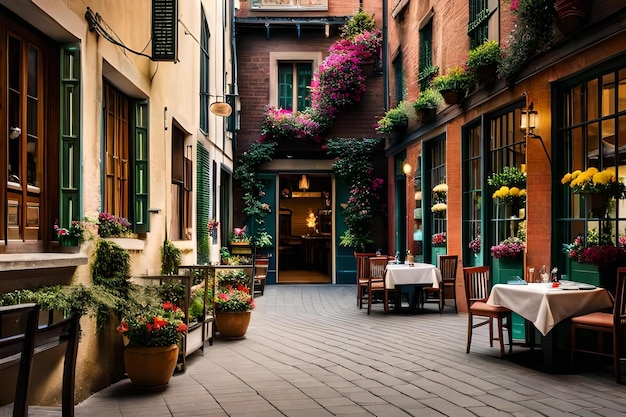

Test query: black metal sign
[152,0,177,61]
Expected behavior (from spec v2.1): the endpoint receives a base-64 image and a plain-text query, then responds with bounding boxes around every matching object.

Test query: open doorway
[277,173,332,284]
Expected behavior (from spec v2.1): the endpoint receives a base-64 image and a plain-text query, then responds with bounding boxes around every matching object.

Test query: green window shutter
[59,45,81,227]
[278,63,293,109]
[197,143,211,264]
[200,7,209,133]
[297,63,312,110]
[131,101,149,233]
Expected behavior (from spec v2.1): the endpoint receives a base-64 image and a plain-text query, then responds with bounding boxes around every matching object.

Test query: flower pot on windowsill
[59,236,79,247]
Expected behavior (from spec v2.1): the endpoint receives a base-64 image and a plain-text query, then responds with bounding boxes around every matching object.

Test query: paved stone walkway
[64,285,626,416]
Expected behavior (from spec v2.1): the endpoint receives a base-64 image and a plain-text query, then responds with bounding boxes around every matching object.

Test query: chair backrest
[355,252,376,279]
[614,267,626,329]
[254,258,270,278]
[463,266,491,305]
[0,303,40,417]
[368,256,389,280]
[439,255,458,283]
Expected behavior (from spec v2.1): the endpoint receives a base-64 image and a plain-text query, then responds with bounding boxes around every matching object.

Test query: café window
[278,62,312,112]
[463,123,484,261]
[1,19,63,247]
[171,125,192,240]
[488,107,527,247]
[429,138,447,241]
[468,0,495,49]
[102,81,149,233]
[250,0,328,11]
[558,63,626,264]
[418,19,434,92]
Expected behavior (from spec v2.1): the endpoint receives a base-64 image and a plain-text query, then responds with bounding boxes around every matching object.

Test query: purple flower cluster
[469,236,481,253]
[490,237,525,259]
[260,106,322,142]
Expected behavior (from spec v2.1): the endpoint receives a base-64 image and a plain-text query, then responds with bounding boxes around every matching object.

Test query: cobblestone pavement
[65,284,626,416]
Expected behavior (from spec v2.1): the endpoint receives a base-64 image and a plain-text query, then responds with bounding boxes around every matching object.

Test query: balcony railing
[250,0,328,11]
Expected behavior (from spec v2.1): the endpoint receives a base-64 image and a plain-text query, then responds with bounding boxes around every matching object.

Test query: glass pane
[619,69,626,113]
[28,47,38,97]
[278,63,293,110]
[602,73,615,117]
[572,84,583,125]
[587,78,598,121]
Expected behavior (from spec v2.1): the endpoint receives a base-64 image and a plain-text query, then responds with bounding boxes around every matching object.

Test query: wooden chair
[253,257,270,296]
[463,266,512,357]
[0,303,39,417]
[367,256,392,315]
[355,252,376,308]
[422,255,458,314]
[570,267,626,383]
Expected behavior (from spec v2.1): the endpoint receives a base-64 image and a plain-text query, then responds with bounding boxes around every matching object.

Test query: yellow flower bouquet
[561,167,626,198]
[492,185,526,206]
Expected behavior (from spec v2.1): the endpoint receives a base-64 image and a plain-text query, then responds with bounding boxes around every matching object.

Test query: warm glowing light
[299,175,310,190]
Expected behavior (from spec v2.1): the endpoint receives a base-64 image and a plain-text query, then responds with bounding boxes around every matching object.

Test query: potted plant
[220,246,231,265]
[499,0,555,82]
[96,212,133,238]
[54,220,85,247]
[214,284,255,338]
[229,225,253,255]
[412,88,442,122]
[161,240,181,275]
[375,102,409,134]
[432,66,473,105]
[431,232,447,265]
[554,0,594,36]
[467,40,502,85]
[116,301,188,387]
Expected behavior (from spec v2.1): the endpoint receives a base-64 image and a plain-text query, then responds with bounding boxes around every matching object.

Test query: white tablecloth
[487,282,613,336]
[385,263,441,289]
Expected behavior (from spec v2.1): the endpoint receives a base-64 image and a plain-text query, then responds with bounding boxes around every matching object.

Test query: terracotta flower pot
[215,311,251,338]
[123,344,178,387]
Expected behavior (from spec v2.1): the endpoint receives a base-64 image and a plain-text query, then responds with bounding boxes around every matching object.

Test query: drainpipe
[382,0,389,111]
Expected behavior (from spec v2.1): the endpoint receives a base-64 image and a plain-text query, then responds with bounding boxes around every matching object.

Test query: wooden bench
[0,304,80,417]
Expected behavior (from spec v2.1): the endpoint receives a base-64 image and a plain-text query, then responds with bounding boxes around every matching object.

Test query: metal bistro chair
[463,266,513,358]
[570,267,626,383]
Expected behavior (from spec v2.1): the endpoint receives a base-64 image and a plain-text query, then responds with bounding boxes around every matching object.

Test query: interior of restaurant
[277,173,332,284]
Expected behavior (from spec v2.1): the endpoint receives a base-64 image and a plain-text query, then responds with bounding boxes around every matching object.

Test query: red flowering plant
[432,232,446,247]
[54,220,85,242]
[214,284,255,313]
[117,301,187,347]
[207,218,219,234]
[562,227,626,267]
[490,237,525,259]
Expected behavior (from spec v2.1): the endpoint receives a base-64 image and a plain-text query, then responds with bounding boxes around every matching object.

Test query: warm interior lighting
[306,211,317,228]
[403,162,412,176]
[520,109,538,132]
[298,174,310,190]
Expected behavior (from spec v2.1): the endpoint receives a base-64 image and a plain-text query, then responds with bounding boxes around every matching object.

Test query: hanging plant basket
[416,107,437,123]
[554,0,593,36]
[440,89,465,106]
[475,63,498,86]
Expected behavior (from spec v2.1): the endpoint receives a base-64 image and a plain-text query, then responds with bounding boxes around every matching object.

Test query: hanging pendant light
[298,175,310,191]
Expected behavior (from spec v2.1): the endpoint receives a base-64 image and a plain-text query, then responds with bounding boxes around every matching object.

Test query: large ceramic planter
[124,345,178,387]
[474,63,498,86]
[416,107,437,123]
[215,311,251,338]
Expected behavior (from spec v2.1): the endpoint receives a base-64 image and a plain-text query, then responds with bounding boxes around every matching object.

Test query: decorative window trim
[269,52,321,108]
